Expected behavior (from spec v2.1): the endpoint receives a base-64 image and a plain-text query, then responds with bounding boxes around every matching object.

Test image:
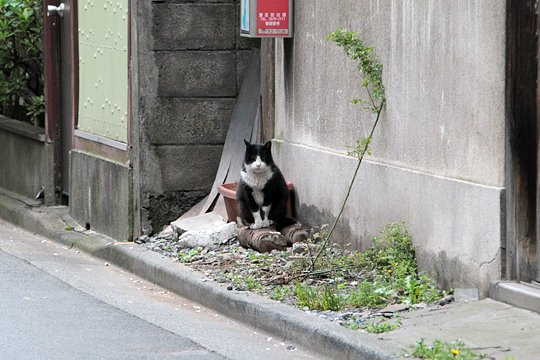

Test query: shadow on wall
[296,200,366,250]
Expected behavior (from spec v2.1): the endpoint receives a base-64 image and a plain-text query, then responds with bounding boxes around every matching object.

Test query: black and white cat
[237,140,296,230]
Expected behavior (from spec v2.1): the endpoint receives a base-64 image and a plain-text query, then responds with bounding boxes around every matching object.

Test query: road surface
[0,219,323,360]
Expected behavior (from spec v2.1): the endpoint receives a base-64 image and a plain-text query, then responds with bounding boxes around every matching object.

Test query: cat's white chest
[252,188,264,206]
[241,168,272,207]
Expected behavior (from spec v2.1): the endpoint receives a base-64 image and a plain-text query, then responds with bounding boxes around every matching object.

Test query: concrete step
[489,281,540,314]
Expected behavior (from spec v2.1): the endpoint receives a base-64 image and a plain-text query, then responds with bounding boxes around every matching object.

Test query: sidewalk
[1,189,539,360]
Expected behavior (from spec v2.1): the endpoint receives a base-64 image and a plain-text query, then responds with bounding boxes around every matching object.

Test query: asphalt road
[0,219,322,360]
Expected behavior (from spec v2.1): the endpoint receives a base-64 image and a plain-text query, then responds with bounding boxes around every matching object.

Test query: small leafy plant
[313,28,386,267]
[296,223,445,310]
[408,339,486,360]
[364,317,401,334]
[178,247,203,263]
[294,282,342,311]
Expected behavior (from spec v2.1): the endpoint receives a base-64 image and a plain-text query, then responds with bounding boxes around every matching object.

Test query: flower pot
[217,181,295,223]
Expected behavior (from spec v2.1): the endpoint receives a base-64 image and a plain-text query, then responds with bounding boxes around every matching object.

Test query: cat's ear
[264,141,272,150]
[244,139,251,147]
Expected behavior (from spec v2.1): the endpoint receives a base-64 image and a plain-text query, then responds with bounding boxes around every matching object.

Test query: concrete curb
[0,192,399,360]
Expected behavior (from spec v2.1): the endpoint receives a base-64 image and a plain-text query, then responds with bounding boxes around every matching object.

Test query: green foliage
[347,280,389,307]
[244,276,261,291]
[364,317,401,334]
[294,283,343,311]
[364,222,417,276]
[291,224,445,313]
[347,136,372,159]
[0,0,44,126]
[313,28,387,266]
[408,339,486,360]
[356,223,444,305]
[178,247,203,263]
[326,27,385,113]
[270,286,290,301]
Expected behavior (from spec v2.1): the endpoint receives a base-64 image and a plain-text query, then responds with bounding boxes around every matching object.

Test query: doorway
[505,0,539,282]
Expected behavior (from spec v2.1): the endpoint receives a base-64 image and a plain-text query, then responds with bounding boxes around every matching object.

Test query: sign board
[241,0,293,38]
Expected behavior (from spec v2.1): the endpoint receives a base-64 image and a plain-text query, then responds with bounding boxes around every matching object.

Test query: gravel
[135,231,439,331]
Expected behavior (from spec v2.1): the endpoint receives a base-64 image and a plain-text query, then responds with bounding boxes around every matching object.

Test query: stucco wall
[274,0,506,294]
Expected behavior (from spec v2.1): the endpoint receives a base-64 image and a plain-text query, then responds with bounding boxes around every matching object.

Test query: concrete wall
[133,0,259,234]
[273,0,506,295]
[70,150,132,241]
[0,116,46,199]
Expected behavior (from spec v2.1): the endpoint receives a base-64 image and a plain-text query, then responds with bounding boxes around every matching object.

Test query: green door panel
[78,0,128,143]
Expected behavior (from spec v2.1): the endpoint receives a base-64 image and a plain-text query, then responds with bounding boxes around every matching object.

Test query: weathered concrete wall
[70,150,132,241]
[133,0,259,234]
[274,0,506,295]
[0,116,46,199]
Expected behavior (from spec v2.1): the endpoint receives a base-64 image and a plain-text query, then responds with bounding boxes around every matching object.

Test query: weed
[270,286,289,301]
[178,247,202,263]
[364,316,401,334]
[347,280,389,307]
[408,339,486,360]
[288,223,445,312]
[244,276,261,291]
[295,283,343,311]
[353,223,444,306]
[313,28,386,266]
[343,322,362,330]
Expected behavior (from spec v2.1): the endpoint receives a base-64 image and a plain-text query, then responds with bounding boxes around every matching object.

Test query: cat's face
[244,140,273,173]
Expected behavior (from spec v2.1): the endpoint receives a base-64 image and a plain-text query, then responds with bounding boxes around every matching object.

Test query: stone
[292,242,309,255]
[379,303,411,314]
[454,288,479,302]
[178,222,238,249]
[437,294,455,306]
[171,212,226,236]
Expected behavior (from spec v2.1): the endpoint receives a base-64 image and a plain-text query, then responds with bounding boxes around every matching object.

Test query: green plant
[313,28,386,268]
[344,224,444,307]
[364,316,401,333]
[408,339,486,360]
[342,321,362,330]
[0,0,44,126]
[244,276,261,291]
[347,280,388,307]
[270,286,289,301]
[399,273,443,304]
[178,247,203,263]
[294,283,342,311]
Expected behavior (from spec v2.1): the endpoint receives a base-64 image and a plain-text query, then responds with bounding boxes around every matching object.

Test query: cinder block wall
[273,0,505,295]
[132,0,259,234]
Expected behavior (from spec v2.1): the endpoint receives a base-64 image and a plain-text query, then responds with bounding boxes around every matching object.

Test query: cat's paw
[250,222,263,230]
[260,219,273,228]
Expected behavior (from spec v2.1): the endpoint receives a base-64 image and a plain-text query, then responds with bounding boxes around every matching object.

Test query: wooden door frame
[505,0,539,282]
[43,0,63,205]
[43,0,79,204]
